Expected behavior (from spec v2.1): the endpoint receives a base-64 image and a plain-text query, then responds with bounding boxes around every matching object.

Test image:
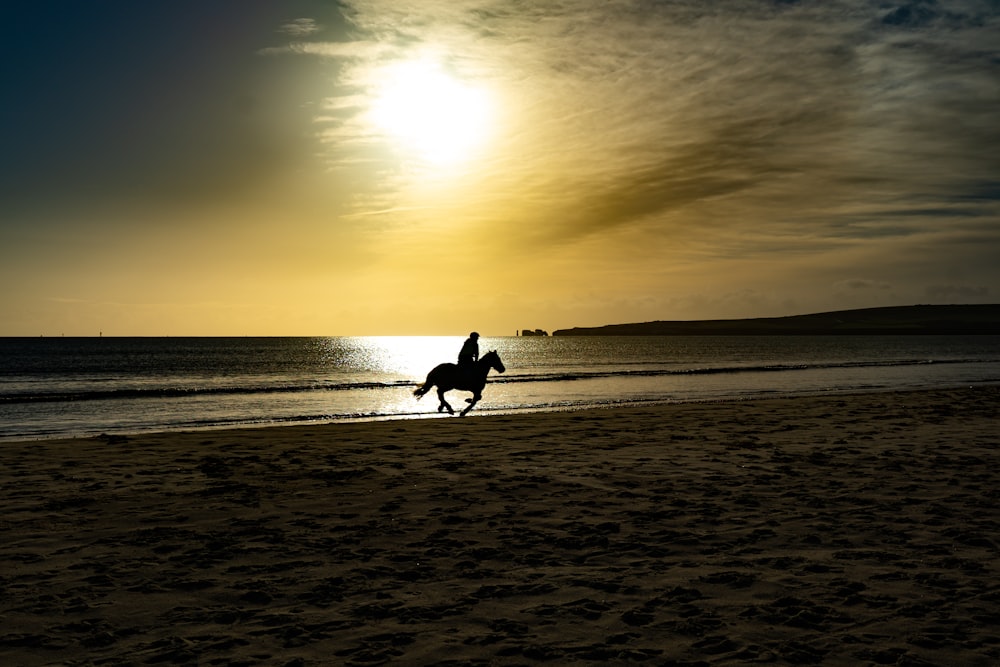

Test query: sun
[368,58,494,166]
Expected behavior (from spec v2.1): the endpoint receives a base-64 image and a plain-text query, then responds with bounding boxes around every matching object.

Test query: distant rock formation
[519,328,549,336]
[553,304,1000,336]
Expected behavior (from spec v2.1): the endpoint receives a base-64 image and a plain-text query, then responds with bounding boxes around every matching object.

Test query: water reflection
[316,336,466,381]
[7,335,997,441]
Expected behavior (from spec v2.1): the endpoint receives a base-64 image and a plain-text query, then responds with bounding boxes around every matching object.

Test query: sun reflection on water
[318,336,466,382]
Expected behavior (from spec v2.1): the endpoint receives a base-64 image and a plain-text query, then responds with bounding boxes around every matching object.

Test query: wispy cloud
[834,279,893,291]
[926,284,990,300]
[264,0,999,323]
[279,1,995,242]
[278,18,321,37]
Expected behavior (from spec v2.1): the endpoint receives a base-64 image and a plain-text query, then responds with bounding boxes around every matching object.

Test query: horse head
[482,350,505,374]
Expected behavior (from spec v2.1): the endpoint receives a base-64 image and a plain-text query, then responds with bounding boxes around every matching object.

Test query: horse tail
[414,374,434,399]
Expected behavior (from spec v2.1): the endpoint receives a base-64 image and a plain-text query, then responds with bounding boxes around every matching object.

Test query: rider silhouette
[458,332,480,368]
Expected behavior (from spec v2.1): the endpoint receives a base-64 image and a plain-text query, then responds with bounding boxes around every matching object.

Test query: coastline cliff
[552,304,1000,336]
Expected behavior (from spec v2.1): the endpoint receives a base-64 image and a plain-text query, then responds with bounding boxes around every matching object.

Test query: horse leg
[437,388,454,414]
[460,391,482,417]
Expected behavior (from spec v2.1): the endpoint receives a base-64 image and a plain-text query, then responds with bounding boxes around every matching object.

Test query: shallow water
[2,335,999,440]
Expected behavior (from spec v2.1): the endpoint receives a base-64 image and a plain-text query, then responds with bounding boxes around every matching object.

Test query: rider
[458,332,480,368]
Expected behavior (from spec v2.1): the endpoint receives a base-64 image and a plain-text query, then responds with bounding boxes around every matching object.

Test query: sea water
[2,335,999,441]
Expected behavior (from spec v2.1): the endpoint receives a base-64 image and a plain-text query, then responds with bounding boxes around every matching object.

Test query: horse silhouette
[414,350,506,416]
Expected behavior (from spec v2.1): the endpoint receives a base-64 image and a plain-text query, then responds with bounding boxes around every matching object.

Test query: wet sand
[2,386,999,666]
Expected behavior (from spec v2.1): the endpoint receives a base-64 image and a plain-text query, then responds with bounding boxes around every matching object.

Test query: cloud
[834,279,893,291]
[259,39,382,59]
[299,1,994,233]
[925,284,990,300]
[279,18,321,36]
[881,1,943,28]
[268,0,1000,319]
[879,0,995,29]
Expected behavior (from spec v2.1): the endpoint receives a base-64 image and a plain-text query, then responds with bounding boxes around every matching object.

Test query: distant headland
[552,304,1000,336]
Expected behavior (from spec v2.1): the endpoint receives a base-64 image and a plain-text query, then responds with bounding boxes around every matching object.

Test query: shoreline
[7,381,998,446]
[2,385,999,665]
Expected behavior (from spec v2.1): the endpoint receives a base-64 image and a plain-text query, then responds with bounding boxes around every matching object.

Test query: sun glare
[369,58,493,166]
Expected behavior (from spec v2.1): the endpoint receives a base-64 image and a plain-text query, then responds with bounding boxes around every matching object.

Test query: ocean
[2,335,999,441]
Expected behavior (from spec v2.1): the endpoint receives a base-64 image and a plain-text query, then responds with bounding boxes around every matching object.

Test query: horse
[413,350,506,416]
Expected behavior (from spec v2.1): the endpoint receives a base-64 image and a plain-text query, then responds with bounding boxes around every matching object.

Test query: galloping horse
[413,350,506,416]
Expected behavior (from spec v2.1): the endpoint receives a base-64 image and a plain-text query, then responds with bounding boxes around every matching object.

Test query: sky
[2,0,998,336]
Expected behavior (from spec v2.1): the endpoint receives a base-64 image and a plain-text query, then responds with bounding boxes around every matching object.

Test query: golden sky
[1,1,998,335]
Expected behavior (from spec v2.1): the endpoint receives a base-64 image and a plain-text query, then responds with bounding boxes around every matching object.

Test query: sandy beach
[2,386,999,666]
